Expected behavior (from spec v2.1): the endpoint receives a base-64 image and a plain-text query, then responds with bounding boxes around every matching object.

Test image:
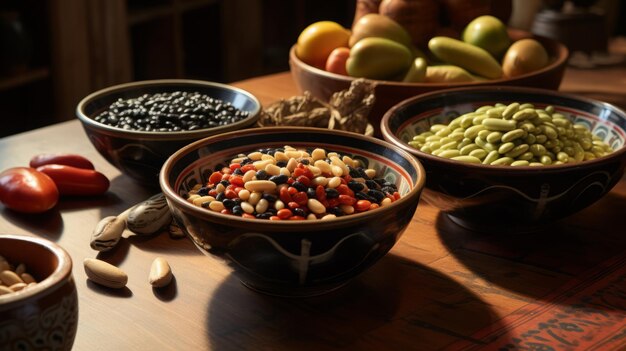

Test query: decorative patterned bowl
[381,86,626,231]
[0,234,78,350]
[290,30,568,137]
[160,127,426,297]
[76,79,261,186]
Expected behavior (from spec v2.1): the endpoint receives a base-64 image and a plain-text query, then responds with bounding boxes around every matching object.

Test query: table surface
[2,56,626,350]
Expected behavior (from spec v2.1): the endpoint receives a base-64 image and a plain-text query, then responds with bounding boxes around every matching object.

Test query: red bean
[269,216,281,221]
[315,185,326,201]
[29,153,94,170]
[279,187,292,203]
[355,200,371,212]
[241,213,255,219]
[338,194,356,206]
[289,216,306,220]
[277,208,293,219]
[230,176,244,187]
[229,163,241,172]
[0,167,59,213]
[35,164,109,196]
[209,172,222,184]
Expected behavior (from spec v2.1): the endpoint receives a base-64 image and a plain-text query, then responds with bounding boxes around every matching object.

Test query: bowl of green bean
[381,86,626,231]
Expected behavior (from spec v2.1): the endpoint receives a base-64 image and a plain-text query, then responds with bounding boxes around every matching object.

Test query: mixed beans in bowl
[76,79,261,186]
[159,127,425,296]
[381,86,626,231]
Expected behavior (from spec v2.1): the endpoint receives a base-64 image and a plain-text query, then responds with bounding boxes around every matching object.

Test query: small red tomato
[325,47,350,75]
[0,167,59,213]
[36,164,109,196]
[29,153,95,170]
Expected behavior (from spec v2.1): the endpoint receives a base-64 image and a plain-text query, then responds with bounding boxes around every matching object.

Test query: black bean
[325,188,339,198]
[256,212,273,219]
[365,179,380,190]
[262,193,278,202]
[356,192,377,202]
[328,206,343,216]
[347,180,365,192]
[269,175,289,185]
[291,181,307,192]
[306,187,317,198]
[293,208,307,217]
[275,161,287,167]
[255,170,268,180]
[197,187,209,196]
[93,91,249,132]
[367,189,386,202]
[222,199,237,209]
[215,192,226,201]
[232,206,244,216]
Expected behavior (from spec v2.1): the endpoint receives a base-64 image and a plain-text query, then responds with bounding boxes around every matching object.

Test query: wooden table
[2,63,626,350]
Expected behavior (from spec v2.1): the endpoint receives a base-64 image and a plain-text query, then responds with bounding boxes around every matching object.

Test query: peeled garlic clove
[127,193,172,235]
[83,258,127,289]
[149,257,172,288]
[90,215,126,251]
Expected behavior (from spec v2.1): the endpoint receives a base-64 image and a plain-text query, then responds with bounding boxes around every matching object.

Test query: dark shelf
[0,67,50,92]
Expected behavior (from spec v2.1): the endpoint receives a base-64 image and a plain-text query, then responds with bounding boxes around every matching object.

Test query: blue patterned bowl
[381,86,626,231]
[160,127,425,296]
[77,79,261,186]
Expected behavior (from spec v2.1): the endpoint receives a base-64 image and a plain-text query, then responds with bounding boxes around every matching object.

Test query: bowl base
[446,214,542,234]
[239,280,350,298]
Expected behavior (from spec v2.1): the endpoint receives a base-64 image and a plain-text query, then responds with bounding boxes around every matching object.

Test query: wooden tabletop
[2,60,626,350]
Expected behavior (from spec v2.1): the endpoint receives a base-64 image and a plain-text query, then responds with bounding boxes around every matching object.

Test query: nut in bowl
[160,127,425,297]
[0,234,78,350]
[381,86,626,232]
[76,79,261,186]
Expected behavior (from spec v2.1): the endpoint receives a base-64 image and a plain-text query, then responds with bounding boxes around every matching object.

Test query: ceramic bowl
[381,86,626,232]
[160,127,425,297]
[76,79,262,186]
[290,30,568,137]
[0,234,78,350]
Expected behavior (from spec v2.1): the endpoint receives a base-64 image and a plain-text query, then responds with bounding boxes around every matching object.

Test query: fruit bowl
[160,127,425,296]
[290,30,568,137]
[381,86,626,232]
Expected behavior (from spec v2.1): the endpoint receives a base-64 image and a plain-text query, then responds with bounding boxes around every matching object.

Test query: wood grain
[1,54,626,350]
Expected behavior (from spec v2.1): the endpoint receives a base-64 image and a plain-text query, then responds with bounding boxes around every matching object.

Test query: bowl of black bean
[76,79,262,186]
[381,86,626,232]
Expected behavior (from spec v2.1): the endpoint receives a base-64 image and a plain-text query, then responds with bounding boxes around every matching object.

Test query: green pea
[501,129,526,143]
[469,149,488,159]
[498,142,515,154]
[482,150,500,165]
[482,118,517,131]
[511,160,530,166]
[502,102,520,119]
[451,155,481,163]
[491,157,514,166]
[464,125,486,139]
[439,149,461,158]
[486,131,503,143]
[460,143,480,155]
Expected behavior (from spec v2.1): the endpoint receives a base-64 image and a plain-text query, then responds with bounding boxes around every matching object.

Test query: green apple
[462,15,511,59]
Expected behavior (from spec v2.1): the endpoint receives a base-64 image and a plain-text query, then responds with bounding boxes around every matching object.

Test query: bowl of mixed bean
[0,234,78,350]
[381,86,626,231]
[76,79,261,186]
[160,127,425,296]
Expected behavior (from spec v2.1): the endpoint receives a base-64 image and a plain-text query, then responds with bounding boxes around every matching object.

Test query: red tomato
[0,167,59,213]
[36,164,109,196]
[29,153,95,170]
[325,47,350,75]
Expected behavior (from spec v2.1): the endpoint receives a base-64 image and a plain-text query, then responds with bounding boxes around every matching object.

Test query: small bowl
[290,30,569,137]
[0,234,78,350]
[381,86,626,231]
[160,127,425,297]
[76,79,262,186]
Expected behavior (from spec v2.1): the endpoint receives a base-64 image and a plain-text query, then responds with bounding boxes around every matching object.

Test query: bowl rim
[0,234,73,310]
[288,30,569,87]
[380,85,626,172]
[159,126,426,231]
[75,79,262,141]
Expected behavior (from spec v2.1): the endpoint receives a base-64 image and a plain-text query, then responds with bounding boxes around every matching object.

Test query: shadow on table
[205,254,504,351]
[435,190,626,301]
[1,207,64,240]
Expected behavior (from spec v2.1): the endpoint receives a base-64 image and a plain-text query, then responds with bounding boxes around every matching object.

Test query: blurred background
[0,0,624,137]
